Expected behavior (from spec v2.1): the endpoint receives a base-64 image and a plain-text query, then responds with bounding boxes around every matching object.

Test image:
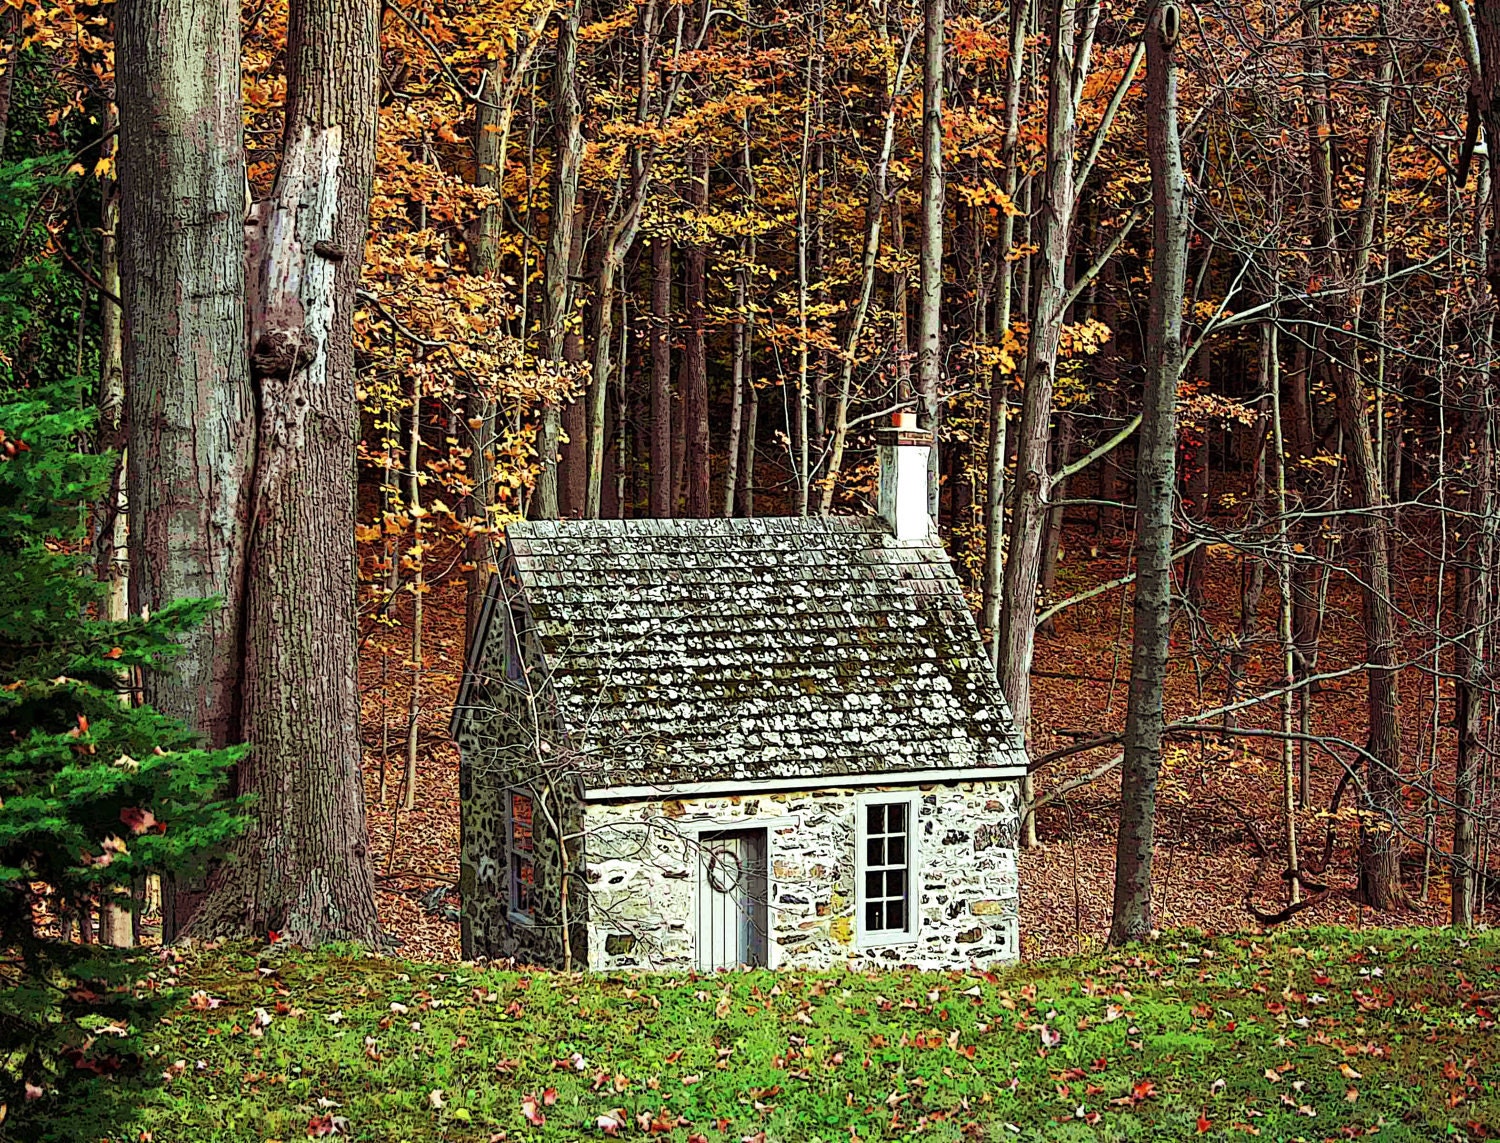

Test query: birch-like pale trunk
[916,0,945,517]
[683,150,711,517]
[981,0,1030,656]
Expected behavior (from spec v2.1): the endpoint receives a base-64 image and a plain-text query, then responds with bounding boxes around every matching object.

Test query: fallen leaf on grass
[521,1094,545,1127]
[596,1110,626,1136]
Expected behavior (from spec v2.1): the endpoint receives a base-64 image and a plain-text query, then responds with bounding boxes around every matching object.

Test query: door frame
[683,815,796,970]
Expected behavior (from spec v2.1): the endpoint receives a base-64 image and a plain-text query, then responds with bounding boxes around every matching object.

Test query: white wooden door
[695,829,768,970]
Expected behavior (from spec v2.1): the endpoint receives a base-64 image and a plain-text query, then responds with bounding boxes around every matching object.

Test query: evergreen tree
[0,154,244,1114]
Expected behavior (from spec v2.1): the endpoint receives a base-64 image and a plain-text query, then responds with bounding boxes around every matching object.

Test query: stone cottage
[450,416,1028,972]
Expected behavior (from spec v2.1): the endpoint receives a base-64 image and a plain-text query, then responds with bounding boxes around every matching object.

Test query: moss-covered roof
[456,516,1027,790]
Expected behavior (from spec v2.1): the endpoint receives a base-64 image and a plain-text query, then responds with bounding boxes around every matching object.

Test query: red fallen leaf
[1132,1080,1157,1102]
[541,1088,557,1106]
[268,931,281,944]
[120,807,158,835]
[1083,1111,1101,1125]
[520,1095,545,1127]
[595,1110,626,1136]
[104,646,123,660]
[1090,1057,1109,1072]
[1197,1113,1212,1134]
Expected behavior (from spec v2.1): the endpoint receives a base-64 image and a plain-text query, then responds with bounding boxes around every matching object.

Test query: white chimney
[876,411,933,543]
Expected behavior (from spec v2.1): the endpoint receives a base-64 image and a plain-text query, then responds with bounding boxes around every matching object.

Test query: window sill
[854,930,921,951]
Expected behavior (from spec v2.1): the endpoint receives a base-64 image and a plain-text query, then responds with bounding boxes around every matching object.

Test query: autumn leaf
[120,807,157,834]
[596,1110,626,1135]
[520,1095,545,1127]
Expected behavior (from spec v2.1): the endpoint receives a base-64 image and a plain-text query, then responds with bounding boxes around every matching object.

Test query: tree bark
[1456,0,1499,923]
[0,5,19,157]
[981,0,1029,656]
[464,61,505,645]
[190,0,383,944]
[916,0,945,518]
[1109,0,1187,946]
[117,0,254,755]
[1305,14,1403,908]
[650,235,673,516]
[996,0,1094,843]
[683,150,711,517]
[532,6,583,521]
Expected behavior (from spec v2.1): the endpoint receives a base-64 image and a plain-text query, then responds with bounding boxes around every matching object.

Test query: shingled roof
[453,515,1028,794]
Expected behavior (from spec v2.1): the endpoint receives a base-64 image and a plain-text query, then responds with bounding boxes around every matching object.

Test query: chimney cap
[875,411,932,447]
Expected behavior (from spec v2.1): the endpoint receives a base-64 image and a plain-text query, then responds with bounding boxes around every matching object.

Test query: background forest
[0,0,1497,973]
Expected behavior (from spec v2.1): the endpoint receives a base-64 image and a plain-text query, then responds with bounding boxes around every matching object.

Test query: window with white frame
[855,793,919,945]
[508,789,537,922]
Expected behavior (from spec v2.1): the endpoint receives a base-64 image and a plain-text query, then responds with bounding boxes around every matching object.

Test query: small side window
[855,794,920,947]
[508,790,537,922]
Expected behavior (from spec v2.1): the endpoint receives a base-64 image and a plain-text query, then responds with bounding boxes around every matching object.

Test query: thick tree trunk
[683,151,711,517]
[1458,0,1500,923]
[533,6,583,521]
[650,236,673,516]
[1109,0,1187,946]
[116,0,256,941]
[916,0,945,518]
[117,0,253,754]
[191,0,383,944]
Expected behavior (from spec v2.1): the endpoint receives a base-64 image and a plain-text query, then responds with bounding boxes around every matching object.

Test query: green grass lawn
[22,926,1498,1143]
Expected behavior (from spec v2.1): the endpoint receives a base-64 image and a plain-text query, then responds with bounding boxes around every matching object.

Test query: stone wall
[581,779,1020,972]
